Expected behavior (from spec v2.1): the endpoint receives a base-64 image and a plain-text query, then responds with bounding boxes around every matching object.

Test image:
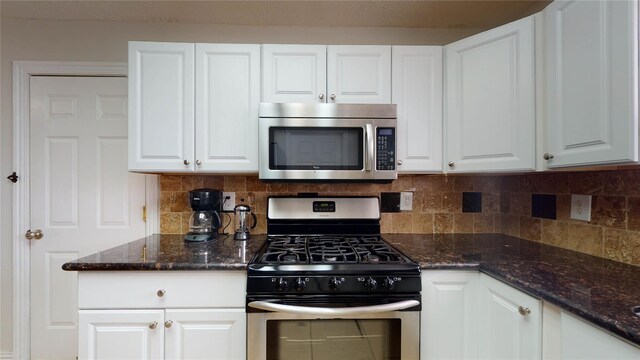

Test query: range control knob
[382,277,396,291]
[329,277,342,291]
[364,277,378,290]
[275,277,288,291]
[293,277,307,291]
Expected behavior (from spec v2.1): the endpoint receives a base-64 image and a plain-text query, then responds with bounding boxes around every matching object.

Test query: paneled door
[29,76,147,358]
[327,45,392,103]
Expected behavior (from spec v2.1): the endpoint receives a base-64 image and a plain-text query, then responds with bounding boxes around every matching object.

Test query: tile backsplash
[160,170,640,267]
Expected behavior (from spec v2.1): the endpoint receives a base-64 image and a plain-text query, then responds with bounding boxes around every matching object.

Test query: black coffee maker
[184,189,222,242]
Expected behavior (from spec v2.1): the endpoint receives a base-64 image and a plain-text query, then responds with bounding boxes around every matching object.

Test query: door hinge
[143,205,147,222]
[7,172,18,183]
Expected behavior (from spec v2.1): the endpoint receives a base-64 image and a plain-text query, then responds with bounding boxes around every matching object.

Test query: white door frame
[12,61,160,360]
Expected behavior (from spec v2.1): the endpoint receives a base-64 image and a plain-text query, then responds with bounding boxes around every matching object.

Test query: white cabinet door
[261,44,327,103]
[129,41,195,172]
[165,309,246,360]
[327,45,392,103]
[544,0,639,167]
[392,46,443,173]
[196,44,260,173]
[79,309,164,360]
[561,310,640,359]
[479,274,541,360]
[445,16,536,172]
[421,271,479,360]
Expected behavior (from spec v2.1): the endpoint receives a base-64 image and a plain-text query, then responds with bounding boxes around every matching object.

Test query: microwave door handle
[365,124,374,172]
[248,299,419,316]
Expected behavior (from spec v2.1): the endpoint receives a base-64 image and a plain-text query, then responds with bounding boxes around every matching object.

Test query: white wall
[0,17,480,354]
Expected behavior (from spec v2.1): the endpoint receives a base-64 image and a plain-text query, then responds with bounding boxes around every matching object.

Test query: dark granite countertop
[385,233,640,347]
[63,232,640,347]
[62,234,264,271]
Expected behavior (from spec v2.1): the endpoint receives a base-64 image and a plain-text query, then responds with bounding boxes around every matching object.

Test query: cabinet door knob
[518,306,531,316]
[164,320,173,328]
[543,153,554,160]
[319,93,325,100]
[25,229,44,240]
[448,161,455,167]
[397,160,402,166]
[330,94,336,101]
[149,321,158,329]
[183,159,190,166]
[157,289,166,297]
[195,159,202,166]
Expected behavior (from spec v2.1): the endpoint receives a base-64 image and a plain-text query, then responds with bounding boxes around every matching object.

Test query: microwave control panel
[376,128,396,171]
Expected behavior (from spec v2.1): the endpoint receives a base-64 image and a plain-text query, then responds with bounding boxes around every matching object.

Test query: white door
[421,271,479,360]
[544,0,639,167]
[392,46,443,173]
[479,274,541,360]
[327,45,392,103]
[79,310,164,360]
[128,41,195,172]
[261,44,327,103]
[445,16,536,172]
[195,43,260,173]
[165,309,246,360]
[29,76,147,359]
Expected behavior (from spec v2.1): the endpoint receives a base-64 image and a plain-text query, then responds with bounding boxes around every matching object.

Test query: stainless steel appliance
[246,196,421,359]
[184,189,222,242]
[258,103,398,182]
[233,203,257,240]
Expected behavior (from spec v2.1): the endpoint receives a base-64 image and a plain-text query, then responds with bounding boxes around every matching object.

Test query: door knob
[164,320,173,328]
[397,160,402,166]
[148,321,158,329]
[157,289,166,297]
[183,159,190,166]
[195,160,202,166]
[25,229,43,240]
[319,94,325,100]
[543,153,554,160]
[330,94,336,101]
[448,161,455,167]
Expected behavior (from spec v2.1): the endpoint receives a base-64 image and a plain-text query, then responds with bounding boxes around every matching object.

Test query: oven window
[269,127,364,170]
[266,319,401,360]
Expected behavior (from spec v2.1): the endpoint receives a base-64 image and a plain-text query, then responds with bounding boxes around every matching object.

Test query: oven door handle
[248,299,419,316]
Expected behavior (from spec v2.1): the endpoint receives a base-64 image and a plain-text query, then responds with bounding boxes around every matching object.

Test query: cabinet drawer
[78,271,246,309]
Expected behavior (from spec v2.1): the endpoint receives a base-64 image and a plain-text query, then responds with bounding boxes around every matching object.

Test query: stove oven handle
[247,299,419,315]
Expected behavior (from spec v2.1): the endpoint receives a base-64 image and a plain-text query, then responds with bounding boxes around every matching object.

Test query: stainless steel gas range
[246,196,421,360]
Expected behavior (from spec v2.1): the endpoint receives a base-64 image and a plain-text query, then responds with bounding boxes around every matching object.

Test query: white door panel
[30,76,147,359]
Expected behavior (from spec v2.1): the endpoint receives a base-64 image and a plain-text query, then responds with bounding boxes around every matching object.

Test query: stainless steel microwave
[259,103,397,181]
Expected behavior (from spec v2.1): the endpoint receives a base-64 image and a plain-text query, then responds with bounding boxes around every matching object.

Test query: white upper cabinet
[129,41,195,172]
[392,46,443,173]
[261,44,327,103]
[195,44,260,173]
[262,44,391,104]
[129,41,260,173]
[327,45,392,103]
[479,274,541,360]
[445,16,536,173]
[543,0,639,167]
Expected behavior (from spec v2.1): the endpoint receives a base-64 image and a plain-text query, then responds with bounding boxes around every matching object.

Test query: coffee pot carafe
[234,204,257,240]
[184,189,222,242]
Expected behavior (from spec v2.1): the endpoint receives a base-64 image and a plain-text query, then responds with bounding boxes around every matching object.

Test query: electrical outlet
[570,194,591,222]
[222,192,235,212]
[400,192,413,211]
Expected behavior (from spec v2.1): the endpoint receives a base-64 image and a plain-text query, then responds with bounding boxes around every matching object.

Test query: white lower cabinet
[77,272,246,360]
[421,271,479,360]
[479,274,541,360]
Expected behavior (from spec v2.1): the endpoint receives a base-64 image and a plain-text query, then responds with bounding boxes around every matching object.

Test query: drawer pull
[157,289,166,297]
[165,320,173,328]
[518,306,531,316]
[149,321,158,329]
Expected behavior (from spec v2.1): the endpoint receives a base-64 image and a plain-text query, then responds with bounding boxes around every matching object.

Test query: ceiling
[1,1,551,29]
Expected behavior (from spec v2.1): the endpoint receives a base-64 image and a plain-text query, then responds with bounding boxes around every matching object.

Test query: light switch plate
[570,194,591,222]
[222,192,235,212]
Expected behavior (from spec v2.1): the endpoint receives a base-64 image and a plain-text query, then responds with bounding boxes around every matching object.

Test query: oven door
[247,295,420,360]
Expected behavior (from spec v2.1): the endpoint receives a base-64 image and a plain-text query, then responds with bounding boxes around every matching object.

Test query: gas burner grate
[258,235,407,265]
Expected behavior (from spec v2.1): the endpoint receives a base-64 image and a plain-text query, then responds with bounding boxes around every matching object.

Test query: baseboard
[0,352,12,360]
